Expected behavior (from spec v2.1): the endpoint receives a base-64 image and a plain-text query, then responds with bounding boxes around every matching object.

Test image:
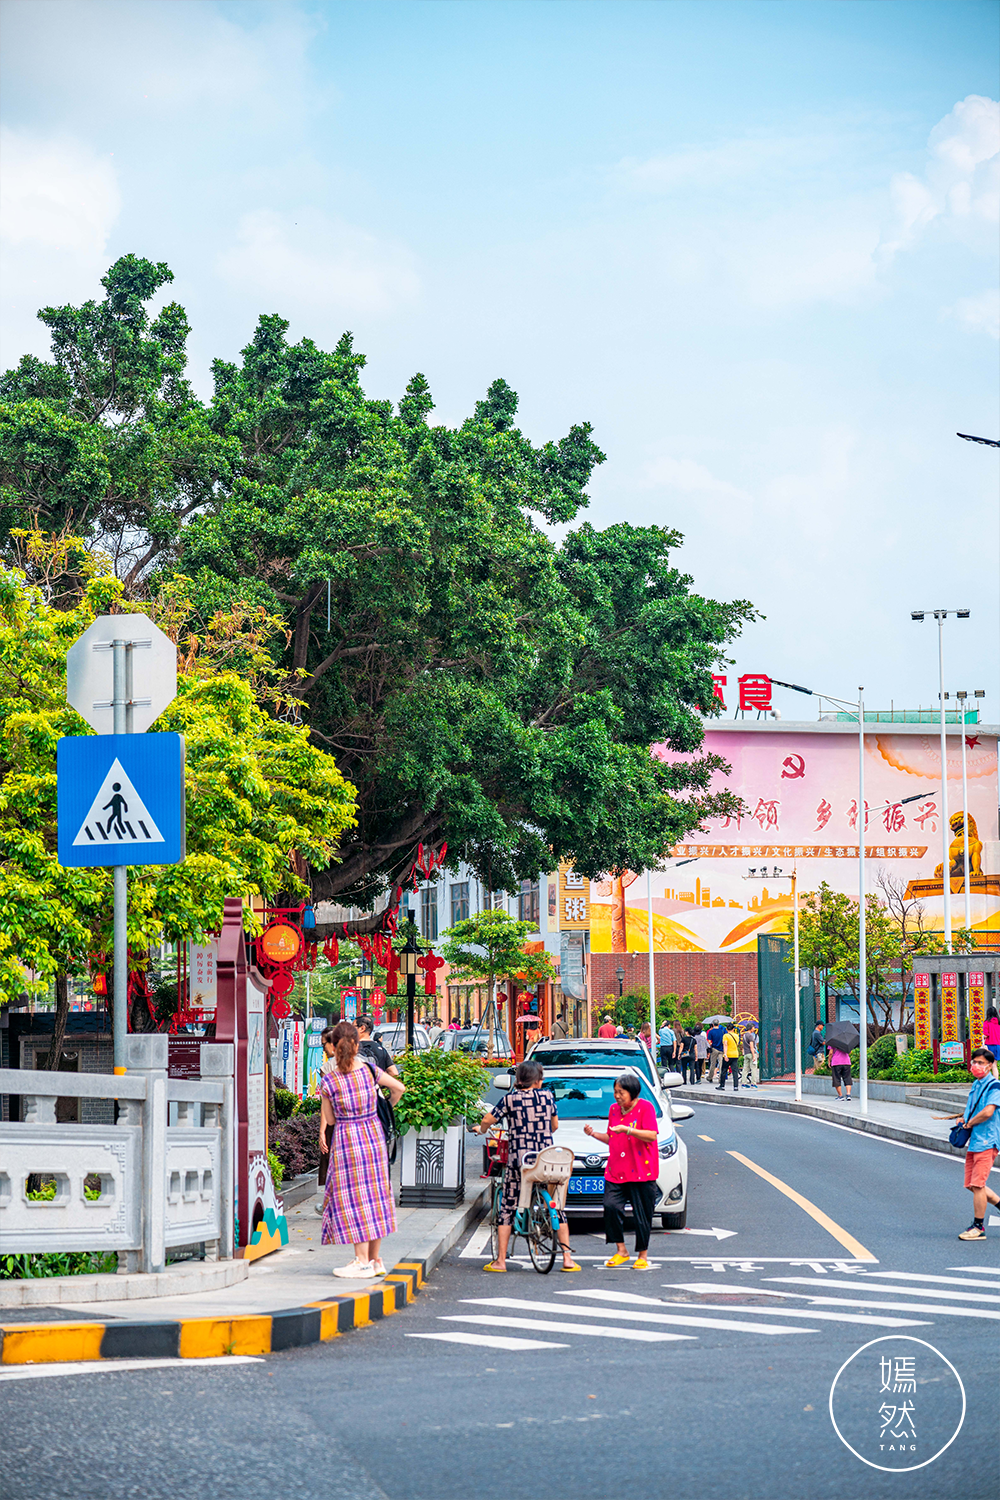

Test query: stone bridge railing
[0,1035,233,1273]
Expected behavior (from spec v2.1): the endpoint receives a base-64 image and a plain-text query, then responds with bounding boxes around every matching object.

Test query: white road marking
[459,1221,493,1258]
[768,1276,1000,1304]
[663,1228,738,1239]
[767,1294,1000,1321]
[563,1287,930,1328]
[946,1265,1000,1274]
[858,1270,1000,1292]
[0,1356,263,1383]
[688,1100,978,1160]
[442,1314,693,1342]
[460,1295,810,1337]
[407,1332,567,1351]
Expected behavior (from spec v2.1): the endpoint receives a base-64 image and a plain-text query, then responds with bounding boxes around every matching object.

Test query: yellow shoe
[634,1256,652,1272]
[604,1252,631,1268]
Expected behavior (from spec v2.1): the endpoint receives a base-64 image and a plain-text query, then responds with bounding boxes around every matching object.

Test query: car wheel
[661,1207,687,1230]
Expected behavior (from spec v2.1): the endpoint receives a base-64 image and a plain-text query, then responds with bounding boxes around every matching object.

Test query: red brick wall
[590,951,758,1019]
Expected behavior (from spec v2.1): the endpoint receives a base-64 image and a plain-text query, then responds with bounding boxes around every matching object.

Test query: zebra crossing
[406,1260,1000,1355]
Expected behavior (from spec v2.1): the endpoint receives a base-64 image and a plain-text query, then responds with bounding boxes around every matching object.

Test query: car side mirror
[492,1073,512,1090]
[659,1070,684,1088]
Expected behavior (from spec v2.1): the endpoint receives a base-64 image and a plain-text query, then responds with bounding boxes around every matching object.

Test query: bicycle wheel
[489,1179,503,1263]
[526,1185,557,1274]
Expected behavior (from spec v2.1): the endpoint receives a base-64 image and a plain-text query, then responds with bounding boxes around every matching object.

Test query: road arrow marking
[663,1228,738,1240]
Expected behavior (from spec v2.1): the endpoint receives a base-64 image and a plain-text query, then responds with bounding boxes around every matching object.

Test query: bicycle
[485,1135,572,1274]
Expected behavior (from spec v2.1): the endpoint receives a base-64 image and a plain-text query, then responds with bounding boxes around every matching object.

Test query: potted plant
[394,1049,488,1207]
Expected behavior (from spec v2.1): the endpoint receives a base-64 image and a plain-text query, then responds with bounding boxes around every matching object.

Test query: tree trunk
[44,974,71,1070]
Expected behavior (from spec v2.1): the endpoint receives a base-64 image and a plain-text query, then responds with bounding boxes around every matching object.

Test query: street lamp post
[911,609,970,953]
[771,678,869,1112]
[398,908,420,1050]
[616,965,625,1000]
[954,689,985,937]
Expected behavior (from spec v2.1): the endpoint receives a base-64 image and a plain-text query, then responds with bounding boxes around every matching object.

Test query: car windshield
[454,1029,511,1053]
[532,1046,655,1084]
[545,1076,663,1120]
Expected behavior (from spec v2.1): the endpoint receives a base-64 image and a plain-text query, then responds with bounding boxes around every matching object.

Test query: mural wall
[590,728,1000,955]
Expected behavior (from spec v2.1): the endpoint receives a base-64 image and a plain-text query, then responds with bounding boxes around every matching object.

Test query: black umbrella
[823,1021,859,1051]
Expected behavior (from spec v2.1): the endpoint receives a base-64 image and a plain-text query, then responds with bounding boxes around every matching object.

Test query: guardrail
[0,1035,233,1274]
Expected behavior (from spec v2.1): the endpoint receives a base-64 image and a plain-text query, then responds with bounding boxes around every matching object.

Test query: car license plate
[569,1176,604,1195]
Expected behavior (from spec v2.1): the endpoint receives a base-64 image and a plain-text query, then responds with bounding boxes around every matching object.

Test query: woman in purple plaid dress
[319,1021,405,1280]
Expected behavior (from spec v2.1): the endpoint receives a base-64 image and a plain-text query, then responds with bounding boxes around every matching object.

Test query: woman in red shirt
[585,1072,659,1271]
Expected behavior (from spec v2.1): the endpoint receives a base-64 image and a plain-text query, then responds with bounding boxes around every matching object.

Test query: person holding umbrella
[823,1020,859,1103]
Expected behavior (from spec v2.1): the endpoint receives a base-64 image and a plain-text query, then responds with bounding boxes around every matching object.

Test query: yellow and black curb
[0,1259,427,1367]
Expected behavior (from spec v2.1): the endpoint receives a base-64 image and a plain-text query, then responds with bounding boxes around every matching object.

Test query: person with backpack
[716,1024,741,1092]
[942,1048,1000,1240]
[357,1014,399,1078]
[318,1021,406,1279]
[806,1022,825,1071]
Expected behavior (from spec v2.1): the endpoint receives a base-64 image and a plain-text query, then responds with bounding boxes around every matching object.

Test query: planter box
[399,1123,466,1208]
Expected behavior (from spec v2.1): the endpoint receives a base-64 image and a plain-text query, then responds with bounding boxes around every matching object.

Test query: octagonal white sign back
[66,613,177,734]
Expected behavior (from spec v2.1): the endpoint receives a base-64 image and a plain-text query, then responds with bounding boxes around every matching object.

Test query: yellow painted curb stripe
[727,1150,876,1261]
[178,1315,273,1359]
[394,1261,426,1287]
[1,1322,105,1365]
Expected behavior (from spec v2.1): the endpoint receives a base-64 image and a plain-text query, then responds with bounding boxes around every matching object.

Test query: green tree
[441,908,556,1053]
[0,555,357,1056]
[3,259,755,914]
[788,881,966,1038]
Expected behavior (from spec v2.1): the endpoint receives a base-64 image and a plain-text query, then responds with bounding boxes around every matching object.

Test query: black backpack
[362,1056,397,1164]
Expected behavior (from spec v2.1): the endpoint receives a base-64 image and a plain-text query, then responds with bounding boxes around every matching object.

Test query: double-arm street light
[910,609,970,953]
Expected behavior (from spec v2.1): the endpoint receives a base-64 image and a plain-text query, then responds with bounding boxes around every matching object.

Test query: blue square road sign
[57,733,186,867]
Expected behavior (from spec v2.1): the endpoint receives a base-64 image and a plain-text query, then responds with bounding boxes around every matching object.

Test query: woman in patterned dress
[473,1059,580,1273]
[319,1021,405,1279]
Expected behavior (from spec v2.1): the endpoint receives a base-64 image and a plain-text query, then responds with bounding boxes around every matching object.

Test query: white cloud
[641,455,750,502]
[880,95,999,260]
[0,126,119,254]
[0,128,120,364]
[216,210,419,321]
[948,288,1000,340]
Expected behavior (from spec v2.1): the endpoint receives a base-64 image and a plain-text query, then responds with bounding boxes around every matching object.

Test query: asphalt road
[4,1103,998,1500]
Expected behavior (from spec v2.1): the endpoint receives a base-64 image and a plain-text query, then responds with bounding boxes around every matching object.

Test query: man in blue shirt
[658,1020,676,1069]
[706,1022,725,1084]
[948,1048,1000,1240]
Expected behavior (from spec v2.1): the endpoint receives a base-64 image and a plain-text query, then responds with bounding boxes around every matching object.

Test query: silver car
[373,1023,432,1057]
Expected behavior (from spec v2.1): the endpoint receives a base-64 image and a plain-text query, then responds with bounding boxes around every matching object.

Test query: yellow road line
[727,1150,876,1261]
[698,1135,715,1141]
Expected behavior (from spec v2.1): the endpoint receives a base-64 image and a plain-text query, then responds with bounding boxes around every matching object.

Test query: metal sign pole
[112,638,130,1073]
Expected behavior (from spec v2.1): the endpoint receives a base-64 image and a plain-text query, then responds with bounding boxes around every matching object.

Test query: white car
[491,1065,689,1229]
[526,1036,694,1122]
[373,1022,432,1057]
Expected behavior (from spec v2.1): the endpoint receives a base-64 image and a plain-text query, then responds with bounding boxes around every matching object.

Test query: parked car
[490,1065,688,1228]
[434,1026,514,1062]
[373,1022,432,1057]
[526,1036,691,1119]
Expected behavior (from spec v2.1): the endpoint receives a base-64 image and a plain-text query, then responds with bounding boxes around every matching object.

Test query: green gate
[757,935,814,1081]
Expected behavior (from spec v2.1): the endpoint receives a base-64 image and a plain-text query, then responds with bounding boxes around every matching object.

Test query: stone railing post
[200,1043,235,1261]
[125,1033,168,1274]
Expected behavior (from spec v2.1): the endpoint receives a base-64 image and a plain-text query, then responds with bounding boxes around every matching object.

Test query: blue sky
[1,0,997,716]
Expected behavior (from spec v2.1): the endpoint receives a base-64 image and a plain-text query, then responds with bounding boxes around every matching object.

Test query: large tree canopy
[1,255,755,909]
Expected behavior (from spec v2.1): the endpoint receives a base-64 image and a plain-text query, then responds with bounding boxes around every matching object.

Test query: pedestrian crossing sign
[57,733,185,867]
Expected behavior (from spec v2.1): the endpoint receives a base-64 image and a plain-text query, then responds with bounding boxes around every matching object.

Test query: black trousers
[604,1179,658,1254]
[717,1056,740,1089]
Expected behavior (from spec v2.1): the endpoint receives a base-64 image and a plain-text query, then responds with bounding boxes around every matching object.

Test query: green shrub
[395,1048,489,1134]
[273,1087,298,1121]
[267,1148,285,1187]
[295,1094,322,1116]
[1,1252,119,1280]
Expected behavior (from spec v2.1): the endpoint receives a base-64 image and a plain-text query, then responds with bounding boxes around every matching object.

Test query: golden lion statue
[933,811,983,884]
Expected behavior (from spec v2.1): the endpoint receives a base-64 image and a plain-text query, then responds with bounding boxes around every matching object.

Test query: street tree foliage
[2,256,755,909]
[788,881,972,1036]
[0,554,357,1032]
[442,908,556,1050]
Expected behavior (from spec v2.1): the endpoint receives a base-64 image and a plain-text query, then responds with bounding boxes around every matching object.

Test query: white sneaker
[370,1258,387,1276]
[333,1258,375,1279]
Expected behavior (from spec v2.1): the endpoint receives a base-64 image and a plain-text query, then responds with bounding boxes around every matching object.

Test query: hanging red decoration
[323,935,340,966]
[417,951,446,996]
[384,946,400,996]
